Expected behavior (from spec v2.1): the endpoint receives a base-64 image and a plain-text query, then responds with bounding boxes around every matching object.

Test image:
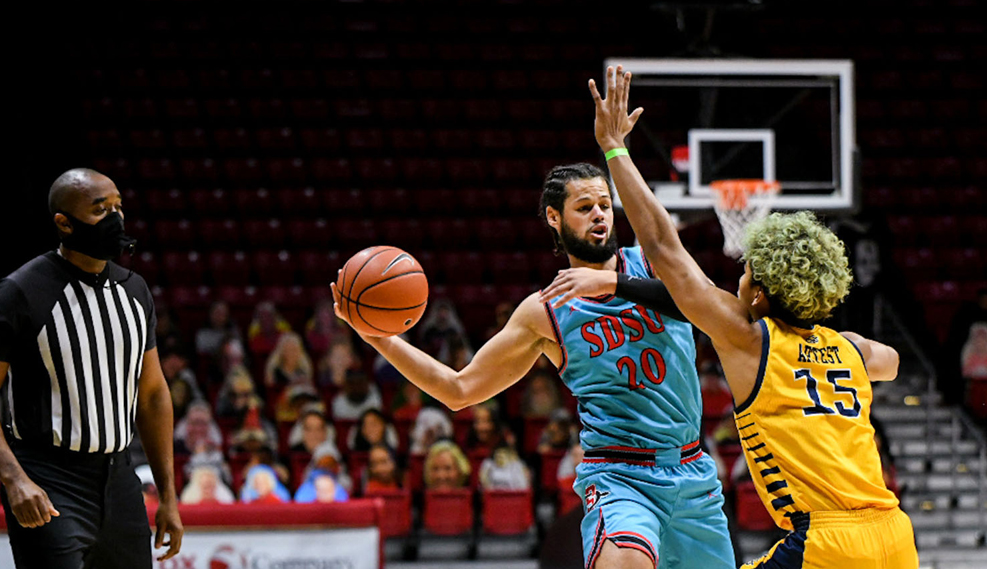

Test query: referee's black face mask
[59,211,137,260]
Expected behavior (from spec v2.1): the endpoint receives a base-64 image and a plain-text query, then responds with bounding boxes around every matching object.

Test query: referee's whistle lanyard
[59,211,137,261]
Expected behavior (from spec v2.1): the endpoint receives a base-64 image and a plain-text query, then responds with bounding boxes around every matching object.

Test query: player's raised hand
[539,267,618,309]
[589,65,644,152]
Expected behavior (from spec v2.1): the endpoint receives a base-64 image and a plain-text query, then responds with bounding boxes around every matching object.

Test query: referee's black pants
[1,444,152,569]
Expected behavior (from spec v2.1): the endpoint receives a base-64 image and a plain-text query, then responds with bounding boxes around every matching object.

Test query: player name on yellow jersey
[733,317,898,531]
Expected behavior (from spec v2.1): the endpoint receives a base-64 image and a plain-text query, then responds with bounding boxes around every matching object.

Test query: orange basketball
[336,246,428,337]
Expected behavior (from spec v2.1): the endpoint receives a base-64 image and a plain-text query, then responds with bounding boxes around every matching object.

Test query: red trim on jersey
[543,301,568,374]
[682,440,700,451]
[609,531,658,567]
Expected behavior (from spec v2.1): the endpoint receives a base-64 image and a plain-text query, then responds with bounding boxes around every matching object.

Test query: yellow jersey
[733,317,899,531]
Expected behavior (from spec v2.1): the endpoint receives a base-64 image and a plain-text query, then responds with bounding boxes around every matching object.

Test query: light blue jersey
[546,246,702,451]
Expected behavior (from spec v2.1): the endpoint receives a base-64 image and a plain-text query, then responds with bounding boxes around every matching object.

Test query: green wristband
[605,147,629,161]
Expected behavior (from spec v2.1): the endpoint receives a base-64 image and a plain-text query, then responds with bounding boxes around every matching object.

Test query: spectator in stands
[424,440,471,490]
[264,331,314,391]
[218,335,249,383]
[484,301,515,341]
[447,335,473,371]
[556,439,584,491]
[363,444,401,494]
[317,334,359,388]
[961,323,987,381]
[410,407,454,454]
[154,303,184,356]
[136,464,158,508]
[247,300,291,360]
[305,441,352,493]
[161,349,203,421]
[215,365,258,419]
[479,443,531,490]
[419,298,473,367]
[174,401,223,455]
[349,408,400,452]
[241,464,291,504]
[295,470,349,504]
[287,403,336,455]
[466,401,513,455]
[391,382,426,421]
[229,407,281,468]
[522,369,562,418]
[538,408,577,454]
[871,416,900,497]
[180,465,235,505]
[940,287,987,405]
[195,300,241,360]
[274,382,320,424]
[305,299,344,360]
[331,369,383,421]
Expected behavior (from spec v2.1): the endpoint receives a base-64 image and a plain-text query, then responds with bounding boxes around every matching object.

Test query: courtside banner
[1,500,385,569]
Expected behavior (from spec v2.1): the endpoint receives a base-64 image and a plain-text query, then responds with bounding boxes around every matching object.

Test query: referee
[0,169,183,567]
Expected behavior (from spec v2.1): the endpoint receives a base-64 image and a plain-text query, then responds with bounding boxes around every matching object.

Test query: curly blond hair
[742,211,853,324]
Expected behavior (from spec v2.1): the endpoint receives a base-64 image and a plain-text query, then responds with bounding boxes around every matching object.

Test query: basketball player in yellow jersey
[542,65,919,568]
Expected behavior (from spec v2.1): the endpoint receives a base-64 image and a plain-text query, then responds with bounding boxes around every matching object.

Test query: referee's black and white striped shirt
[0,251,157,453]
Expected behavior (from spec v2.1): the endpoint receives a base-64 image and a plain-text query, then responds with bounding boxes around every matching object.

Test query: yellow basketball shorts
[740,507,918,569]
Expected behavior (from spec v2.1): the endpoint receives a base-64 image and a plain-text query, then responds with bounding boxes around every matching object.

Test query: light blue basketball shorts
[573,444,735,569]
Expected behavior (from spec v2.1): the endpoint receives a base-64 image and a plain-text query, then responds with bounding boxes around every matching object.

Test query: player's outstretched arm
[840,331,900,381]
[590,65,756,350]
[333,284,556,411]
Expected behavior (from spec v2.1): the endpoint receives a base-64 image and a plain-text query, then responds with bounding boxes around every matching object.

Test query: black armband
[615,273,688,322]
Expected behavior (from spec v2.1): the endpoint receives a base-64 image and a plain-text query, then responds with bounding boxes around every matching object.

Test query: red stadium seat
[406,453,426,493]
[437,252,483,284]
[234,189,276,217]
[476,219,517,250]
[523,417,550,456]
[368,489,413,538]
[539,450,566,495]
[416,189,458,214]
[558,487,582,516]
[432,130,473,151]
[400,158,445,184]
[266,158,307,184]
[482,490,534,535]
[154,219,196,249]
[367,189,411,214]
[389,128,428,150]
[189,189,232,217]
[255,127,296,150]
[446,159,487,183]
[207,251,251,286]
[335,220,378,250]
[426,220,471,250]
[162,251,205,287]
[180,158,220,182]
[892,248,939,281]
[490,252,531,284]
[299,128,342,151]
[348,452,370,493]
[323,189,365,214]
[735,481,775,531]
[355,158,399,183]
[297,250,342,286]
[243,219,286,249]
[423,489,474,535]
[379,219,424,251]
[310,158,353,182]
[253,250,297,286]
[277,188,323,216]
[285,219,332,249]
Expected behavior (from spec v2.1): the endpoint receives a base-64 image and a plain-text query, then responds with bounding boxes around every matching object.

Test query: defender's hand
[539,268,618,309]
[6,475,59,528]
[154,500,184,561]
[589,65,644,152]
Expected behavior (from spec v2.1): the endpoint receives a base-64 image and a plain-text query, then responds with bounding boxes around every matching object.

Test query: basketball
[336,246,428,337]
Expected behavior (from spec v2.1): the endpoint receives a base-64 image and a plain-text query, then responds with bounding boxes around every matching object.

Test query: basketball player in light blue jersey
[331,164,735,567]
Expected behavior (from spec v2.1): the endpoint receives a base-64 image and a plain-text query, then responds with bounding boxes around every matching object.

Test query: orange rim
[710,179,780,210]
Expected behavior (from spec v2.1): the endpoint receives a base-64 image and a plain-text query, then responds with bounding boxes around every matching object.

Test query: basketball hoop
[710,179,780,259]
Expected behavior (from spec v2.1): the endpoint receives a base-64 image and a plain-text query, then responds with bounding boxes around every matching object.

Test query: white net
[711,180,780,259]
